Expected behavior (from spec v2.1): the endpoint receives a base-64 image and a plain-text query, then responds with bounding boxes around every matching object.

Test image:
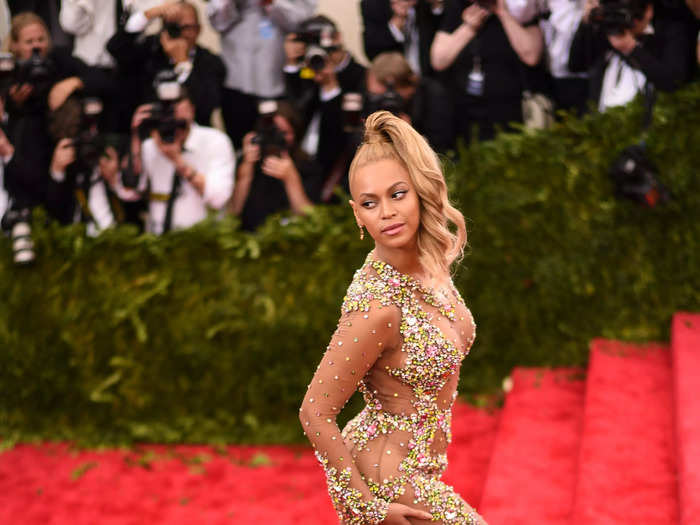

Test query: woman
[430,0,543,142]
[4,12,106,221]
[229,100,324,231]
[299,111,486,525]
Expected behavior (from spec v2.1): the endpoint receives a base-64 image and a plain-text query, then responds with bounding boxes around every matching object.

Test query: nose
[379,198,397,219]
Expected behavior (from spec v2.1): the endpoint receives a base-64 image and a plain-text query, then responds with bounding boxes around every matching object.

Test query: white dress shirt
[49,166,117,236]
[506,0,587,79]
[599,25,654,111]
[139,124,236,234]
[60,0,118,67]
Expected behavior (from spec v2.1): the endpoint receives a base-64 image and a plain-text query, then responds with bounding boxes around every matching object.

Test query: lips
[381,223,405,236]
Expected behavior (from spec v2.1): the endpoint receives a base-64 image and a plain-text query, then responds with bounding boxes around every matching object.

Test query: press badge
[258,18,275,40]
[466,57,484,97]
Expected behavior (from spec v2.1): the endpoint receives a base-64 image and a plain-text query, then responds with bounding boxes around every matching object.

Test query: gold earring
[358,225,365,240]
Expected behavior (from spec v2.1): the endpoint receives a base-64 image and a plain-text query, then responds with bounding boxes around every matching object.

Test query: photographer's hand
[390,0,416,32]
[160,30,190,64]
[583,0,599,23]
[262,151,313,215]
[51,138,76,177]
[145,2,181,21]
[241,132,261,166]
[462,4,490,32]
[49,77,84,111]
[8,84,33,107]
[131,104,153,135]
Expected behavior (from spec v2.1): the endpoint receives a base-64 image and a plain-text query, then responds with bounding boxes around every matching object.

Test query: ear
[349,199,362,226]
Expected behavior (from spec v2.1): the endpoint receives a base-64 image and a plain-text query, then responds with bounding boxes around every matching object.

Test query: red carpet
[672,313,700,525]
[0,404,500,525]
[2,312,700,524]
[571,340,678,525]
[480,368,585,524]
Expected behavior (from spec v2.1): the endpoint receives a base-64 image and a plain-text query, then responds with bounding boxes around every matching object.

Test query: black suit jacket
[569,16,692,106]
[361,0,443,77]
[284,55,366,176]
[106,30,226,127]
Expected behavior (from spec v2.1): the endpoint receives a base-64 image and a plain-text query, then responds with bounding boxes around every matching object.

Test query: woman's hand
[51,138,76,174]
[131,104,153,134]
[261,151,298,182]
[48,77,84,111]
[383,503,433,524]
[9,84,33,107]
[462,4,490,32]
[241,131,261,166]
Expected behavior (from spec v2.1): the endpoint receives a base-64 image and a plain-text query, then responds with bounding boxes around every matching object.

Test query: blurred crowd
[0,0,697,264]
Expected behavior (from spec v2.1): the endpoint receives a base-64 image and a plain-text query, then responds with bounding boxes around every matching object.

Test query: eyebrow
[358,181,409,199]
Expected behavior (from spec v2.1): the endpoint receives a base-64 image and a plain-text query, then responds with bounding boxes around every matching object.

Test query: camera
[294,24,338,73]
[0,48,54,96]
[163,20,183,39]
[70,97,104,170]
[609,143,670,207]
[140,70,188,144]
[1,206,35,266]
[252,100,288,159]
[589,1,636,36]
[363,85,408,118]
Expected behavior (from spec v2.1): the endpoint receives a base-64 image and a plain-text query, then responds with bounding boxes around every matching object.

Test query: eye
[361,200,376,209]
[392,190,408,199]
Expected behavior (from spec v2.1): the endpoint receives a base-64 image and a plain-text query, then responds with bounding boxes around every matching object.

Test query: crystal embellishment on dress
[301,253,483,525]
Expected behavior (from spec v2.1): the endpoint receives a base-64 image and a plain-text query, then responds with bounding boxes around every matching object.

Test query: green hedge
[1,84,699,447]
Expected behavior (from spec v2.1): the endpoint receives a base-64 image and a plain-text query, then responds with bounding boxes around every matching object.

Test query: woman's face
[13,23,50,61]
[350,158,421,251]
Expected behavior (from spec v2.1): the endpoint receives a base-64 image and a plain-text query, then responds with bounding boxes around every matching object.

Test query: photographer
[283,15,365,177]
[430,0,544,142]
[361,0,445,78]
[3,12,109,223]
[505,0,590,114]
[365,51,454,152]
[129,87,235,235]
[569,0,692,111]
[229,100,323,231]
[106,1,225,128]
[208,0,317,150]
[46,95,133,234]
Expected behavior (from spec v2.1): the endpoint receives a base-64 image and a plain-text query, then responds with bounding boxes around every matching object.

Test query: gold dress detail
[300,254,487,525]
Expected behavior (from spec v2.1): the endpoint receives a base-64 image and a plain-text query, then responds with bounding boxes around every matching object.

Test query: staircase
[467,312,700,525]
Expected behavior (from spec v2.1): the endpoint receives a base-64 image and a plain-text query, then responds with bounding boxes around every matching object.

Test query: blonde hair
[10,12,50,47]
[349,111,467,279]
[370,52,417,90]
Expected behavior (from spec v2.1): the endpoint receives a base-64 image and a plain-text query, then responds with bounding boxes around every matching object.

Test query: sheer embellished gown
[300,254,487,525]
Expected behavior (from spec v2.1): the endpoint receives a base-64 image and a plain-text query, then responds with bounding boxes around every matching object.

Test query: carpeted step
[672,313,700,525]
[571,340,678,525]
[479,367,585,524]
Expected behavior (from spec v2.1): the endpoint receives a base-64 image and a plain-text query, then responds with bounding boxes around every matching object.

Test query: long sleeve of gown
[300,298,400,524]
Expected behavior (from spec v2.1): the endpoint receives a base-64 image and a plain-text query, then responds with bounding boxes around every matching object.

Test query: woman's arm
[494,0,543,66]
[299,300,400,524]
[430,4,489,71]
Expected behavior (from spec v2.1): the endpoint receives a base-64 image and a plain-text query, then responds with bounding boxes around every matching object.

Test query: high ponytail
[349,111,467,278]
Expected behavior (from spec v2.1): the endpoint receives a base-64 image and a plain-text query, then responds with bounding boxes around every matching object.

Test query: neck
[373,241,423,278]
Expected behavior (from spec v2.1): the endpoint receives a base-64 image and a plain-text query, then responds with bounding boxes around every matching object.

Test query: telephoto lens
[2,208,36,266]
